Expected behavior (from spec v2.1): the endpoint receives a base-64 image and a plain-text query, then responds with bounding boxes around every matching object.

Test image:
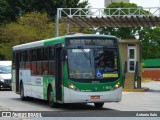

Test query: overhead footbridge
[56,7,160,36]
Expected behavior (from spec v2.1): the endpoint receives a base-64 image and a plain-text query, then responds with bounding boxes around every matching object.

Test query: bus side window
[42,47,49,75]
[25,50,31,69]
[43,47,49,60]
[36,48,43,75]
[31,49,37,75]
[37,61,42,75]
[42,61,48,75]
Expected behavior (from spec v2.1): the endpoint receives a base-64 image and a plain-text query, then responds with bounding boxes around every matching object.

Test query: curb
[123,87,149,92]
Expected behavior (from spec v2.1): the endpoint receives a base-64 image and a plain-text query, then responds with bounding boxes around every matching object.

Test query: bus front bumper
[63,87,122,103]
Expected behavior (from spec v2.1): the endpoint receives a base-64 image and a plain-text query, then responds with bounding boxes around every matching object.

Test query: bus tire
[94,102,104,108]
[20,82,27,101]
[48,86,58,108]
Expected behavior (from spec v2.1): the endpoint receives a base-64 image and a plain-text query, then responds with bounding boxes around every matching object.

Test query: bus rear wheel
[94,103,104,108]
[20,83,27,101]
[48,87,58,108]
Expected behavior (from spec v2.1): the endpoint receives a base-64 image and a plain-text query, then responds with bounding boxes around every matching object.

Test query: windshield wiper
[78,46,92,67]
[78,46,91,60]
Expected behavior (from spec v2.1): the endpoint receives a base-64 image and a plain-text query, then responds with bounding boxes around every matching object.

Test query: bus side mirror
[61,48,66,61]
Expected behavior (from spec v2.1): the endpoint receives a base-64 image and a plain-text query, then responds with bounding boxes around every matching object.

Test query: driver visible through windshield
[67,47,119,79]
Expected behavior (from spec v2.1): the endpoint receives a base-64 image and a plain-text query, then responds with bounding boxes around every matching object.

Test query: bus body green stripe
[43,76,55,101]
[44,36,65,46]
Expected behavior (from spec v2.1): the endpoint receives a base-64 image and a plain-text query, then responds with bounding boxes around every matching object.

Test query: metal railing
[57,7,160,18]
[56,7,160,36]
[134,61,141,88]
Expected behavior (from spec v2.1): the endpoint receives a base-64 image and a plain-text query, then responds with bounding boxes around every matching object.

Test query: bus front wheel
[20,83,27,101]
[94,102,104,108]
[48,87,58,108]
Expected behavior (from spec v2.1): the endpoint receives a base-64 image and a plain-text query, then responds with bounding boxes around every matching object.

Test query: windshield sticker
[96,70,103,78]
[103,74,118,78]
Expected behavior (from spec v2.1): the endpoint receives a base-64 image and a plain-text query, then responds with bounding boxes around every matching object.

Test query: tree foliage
[0,0,14,24]
[1,1,160,60]
[0,0,90,59]
[11,0,88,19]
[0,12,93,59]
[139,27,160,59]
[0,12,54,59]
[1,12,54,43]
[0,0,88,24]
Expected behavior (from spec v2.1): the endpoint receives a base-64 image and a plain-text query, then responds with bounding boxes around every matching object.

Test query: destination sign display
[67,38,116,46]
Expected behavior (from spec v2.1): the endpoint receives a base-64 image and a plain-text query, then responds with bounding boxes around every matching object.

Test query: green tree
[0,12,94,59]
[0,0,13,24]
[0,0,22,24]
[0,0,9,23]
[0,12,54,59]
[15,0,88,19]
[139,27,160,59]
[0,0,88,24]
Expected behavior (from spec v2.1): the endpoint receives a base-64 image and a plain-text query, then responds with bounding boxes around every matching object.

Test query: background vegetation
[0,1,160,60]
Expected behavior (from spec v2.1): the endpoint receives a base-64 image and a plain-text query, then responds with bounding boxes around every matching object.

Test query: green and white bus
[12,34,123,108]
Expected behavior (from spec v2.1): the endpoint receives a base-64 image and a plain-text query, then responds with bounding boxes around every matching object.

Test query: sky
[84,0,160,8]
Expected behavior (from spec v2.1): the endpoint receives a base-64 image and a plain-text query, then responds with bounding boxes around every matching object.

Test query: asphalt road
[0,81,160,120]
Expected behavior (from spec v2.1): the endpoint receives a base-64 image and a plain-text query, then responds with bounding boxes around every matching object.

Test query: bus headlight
[68,82,80,91]
[114,82,120,89]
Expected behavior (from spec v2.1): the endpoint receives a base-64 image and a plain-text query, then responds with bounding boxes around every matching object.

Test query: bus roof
[13,34,117,51]
[65,33,117,39]
[13,36,65,51]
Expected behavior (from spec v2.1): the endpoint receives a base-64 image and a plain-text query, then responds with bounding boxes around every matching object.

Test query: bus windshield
[67,47,119,80]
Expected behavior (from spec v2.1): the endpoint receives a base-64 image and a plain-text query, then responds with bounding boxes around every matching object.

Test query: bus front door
[55,47,63,102]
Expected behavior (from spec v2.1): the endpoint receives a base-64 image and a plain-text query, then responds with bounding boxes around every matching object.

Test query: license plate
[91,95,100,100]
